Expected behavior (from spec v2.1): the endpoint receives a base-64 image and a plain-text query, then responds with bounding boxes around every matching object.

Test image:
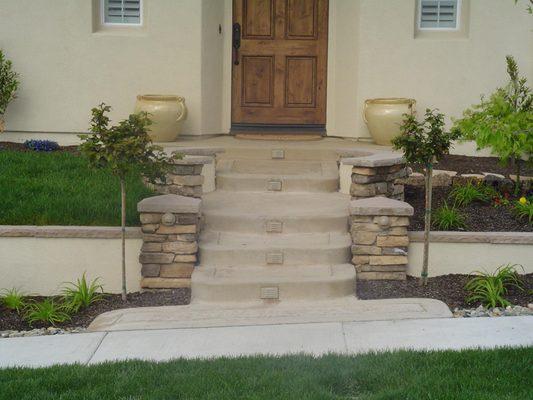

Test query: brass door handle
[233,23,241,66]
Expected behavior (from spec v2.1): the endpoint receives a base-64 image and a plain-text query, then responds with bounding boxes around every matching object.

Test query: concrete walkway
[1,316,532,369]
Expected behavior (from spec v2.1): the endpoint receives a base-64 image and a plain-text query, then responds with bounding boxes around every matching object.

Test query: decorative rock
[159,263,195,278]
[141,264,161,277]
[376,235,409,247]
[161,241,198,254]
[369,255,408,265]
[432,170,457,187]
[351,245,382,255]
[453,305,533,318]
[452,174,484,186]
[141,242,162,252]
[1,327,86,339]
[156,225,197,234]
[161,212,176,226]
[140,213,161,224]
[375,216,390,227]
[139,252,175,264]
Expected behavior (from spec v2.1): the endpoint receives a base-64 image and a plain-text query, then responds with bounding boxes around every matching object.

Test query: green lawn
[0,150,154,226]
[1,348,532,399]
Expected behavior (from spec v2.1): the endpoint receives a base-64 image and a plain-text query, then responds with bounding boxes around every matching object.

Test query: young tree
[453,56,533,194]
[80,104,176,301]
[0,49,20,132]
[392,109,460,285]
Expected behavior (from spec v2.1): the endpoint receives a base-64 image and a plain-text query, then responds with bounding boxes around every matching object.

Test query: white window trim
[101,0,143,27]
[418,0,461,31]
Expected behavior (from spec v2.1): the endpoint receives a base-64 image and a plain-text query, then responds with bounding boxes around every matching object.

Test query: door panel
[232,0,328,126]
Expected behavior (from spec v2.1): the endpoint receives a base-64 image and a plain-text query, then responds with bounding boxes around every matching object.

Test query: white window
[103,0,142,25]
[419,0,460,30]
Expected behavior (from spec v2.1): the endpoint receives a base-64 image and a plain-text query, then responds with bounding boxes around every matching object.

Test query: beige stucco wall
[0,237,142,295]
[408,242,533,277]
[1,0,531,151]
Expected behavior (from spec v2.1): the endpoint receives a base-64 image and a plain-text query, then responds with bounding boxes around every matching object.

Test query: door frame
[222,0,337,133]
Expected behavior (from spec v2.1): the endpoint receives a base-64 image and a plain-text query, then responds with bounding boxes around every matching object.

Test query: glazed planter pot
[134,95,187,142]
[363,98,416,146]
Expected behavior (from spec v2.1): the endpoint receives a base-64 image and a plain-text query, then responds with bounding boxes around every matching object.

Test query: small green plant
[513,197,533,223]
[0,49,20,126]
[61,273,104,313]
[453,56,533,193]
[449,182,489,207]
[1,288,26,313]
[432,202,466,230]
[24,299,71,326]
[465,264,524,308]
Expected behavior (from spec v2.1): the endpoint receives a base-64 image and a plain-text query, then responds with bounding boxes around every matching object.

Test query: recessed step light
[260,286,279,300]
[267,179,282,191]
[266,220,283,233]
[266,252,284,264]
[271,149,285,159]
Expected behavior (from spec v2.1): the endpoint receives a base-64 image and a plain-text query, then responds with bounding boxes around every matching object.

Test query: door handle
[233,23,241,65]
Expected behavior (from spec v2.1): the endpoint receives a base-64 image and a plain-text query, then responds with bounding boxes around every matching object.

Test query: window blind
[104,0,141,24]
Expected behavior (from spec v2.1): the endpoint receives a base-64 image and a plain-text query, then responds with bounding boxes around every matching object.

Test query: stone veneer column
[151,156,213,198]
[137,194,201,289]
[342,153,407,200]
[350,196,414,280]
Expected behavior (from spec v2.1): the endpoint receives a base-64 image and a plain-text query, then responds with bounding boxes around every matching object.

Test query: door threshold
[231,125,325,141]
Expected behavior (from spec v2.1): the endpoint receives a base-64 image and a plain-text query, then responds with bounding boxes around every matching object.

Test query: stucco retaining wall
[0,227,142,296]
[0,227,531,295]
[408,232,533,277]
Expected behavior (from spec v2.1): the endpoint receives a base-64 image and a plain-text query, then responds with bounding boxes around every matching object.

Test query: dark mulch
[405,185,533,232]
[0,289,190,331]
[357,274,533,310]
[0,141,79,154]
[411,154,533,177]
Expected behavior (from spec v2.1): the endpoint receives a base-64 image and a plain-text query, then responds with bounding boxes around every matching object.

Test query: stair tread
[193,264,355,283]
[217,159,339,177]
[202,191,350,217]
[200,231,351,249]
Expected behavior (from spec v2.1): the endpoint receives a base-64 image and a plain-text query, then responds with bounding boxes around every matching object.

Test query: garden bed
[0,146,154,226]
[405,185,532,232]
[357,273,533,309]
[411,154,533,177]
[0,289,190,332]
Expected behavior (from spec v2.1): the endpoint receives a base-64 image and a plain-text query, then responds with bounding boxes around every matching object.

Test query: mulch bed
[0,289,190,332]
[357,274,533,310]
[411,154,533,177]
[405,185,533,232]
[0,141,79,154]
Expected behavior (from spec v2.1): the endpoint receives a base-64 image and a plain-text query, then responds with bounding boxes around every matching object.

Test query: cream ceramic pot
[363,98,416,146]
[135,95,187,142]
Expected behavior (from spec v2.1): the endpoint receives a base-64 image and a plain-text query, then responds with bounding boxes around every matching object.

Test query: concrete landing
[88,298,452,332]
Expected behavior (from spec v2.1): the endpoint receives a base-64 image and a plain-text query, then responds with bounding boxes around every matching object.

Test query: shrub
[62,273,104,313]
[513,197,533,223]
[1,288,26,313]
[465,264,524,308]
[453,56,533,193]
[432,202,466,230]
[0,49,20,119]
[449,182,489,207]
[24,139,60,152]
[24,299,70,326]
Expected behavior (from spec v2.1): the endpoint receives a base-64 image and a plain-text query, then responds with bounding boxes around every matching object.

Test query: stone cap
[341,152,405,168]
[171,155,214,165]
[350,196,414,216]
[138,194,201,214]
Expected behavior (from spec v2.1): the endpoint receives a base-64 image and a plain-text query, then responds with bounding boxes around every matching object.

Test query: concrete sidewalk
[1,316,532,369]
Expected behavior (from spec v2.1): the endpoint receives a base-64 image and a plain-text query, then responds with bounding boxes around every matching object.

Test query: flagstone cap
[341,152,405,167]
[138,194,201,214]
[350,197,414,216]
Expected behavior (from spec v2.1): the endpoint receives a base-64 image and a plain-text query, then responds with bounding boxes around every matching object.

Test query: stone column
[137,194,201,289]
[350,196,414,280]
[342,153,407,201]
[151,156,214,198]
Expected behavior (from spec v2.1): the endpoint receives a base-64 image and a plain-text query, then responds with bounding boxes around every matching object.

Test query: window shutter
[420,0,458,29]
[104,0,141,24]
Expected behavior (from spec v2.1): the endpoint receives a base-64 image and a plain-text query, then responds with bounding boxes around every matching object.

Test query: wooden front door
[232,0,328,127]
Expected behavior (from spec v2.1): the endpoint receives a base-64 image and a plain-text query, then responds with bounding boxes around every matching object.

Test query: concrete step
[191,264,356,302]
[216,159,339,192]
[199,232,351,267]
[202,191,350,234]
[218,147,344,161]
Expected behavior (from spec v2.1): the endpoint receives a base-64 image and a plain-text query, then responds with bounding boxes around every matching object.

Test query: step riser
[203,214,349,234]
[219,149,341,161]
[199,246,351,267]
[191,279,355,302]
[216,176,339,192]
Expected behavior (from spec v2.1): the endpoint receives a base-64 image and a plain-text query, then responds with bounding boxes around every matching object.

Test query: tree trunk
[421,162,433,286]
[120,178,127,302]
[514,156,521,195]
